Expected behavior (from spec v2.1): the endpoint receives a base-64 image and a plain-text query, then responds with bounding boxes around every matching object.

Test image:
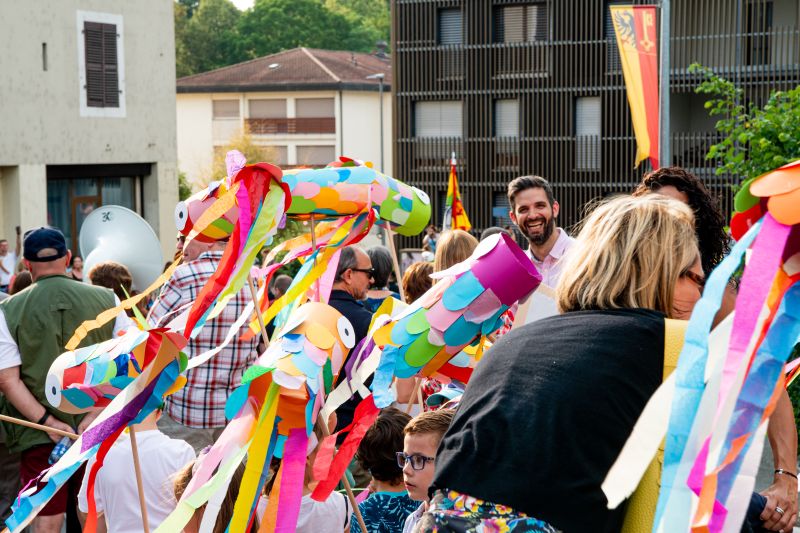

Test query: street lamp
[366,72,385,173]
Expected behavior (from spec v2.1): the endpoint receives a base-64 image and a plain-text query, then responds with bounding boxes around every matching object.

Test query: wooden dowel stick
[129,426,150,533]
[310,215,321,303]
[315,418,368,533]
[383,227,405,302]
[405,378,422,415]
[0,414,78,440]
[248,274,270,349]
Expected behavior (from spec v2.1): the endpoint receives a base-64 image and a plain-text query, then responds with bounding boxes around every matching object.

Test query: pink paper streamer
[275,428,308,532]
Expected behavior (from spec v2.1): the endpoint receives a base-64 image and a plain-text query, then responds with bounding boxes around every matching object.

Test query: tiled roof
[177,47,391,93]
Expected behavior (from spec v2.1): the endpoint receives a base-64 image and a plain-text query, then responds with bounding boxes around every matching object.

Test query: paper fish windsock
[45,329,150,414]
[156,302,357,533]
[730,159,800,240]
[282,164,432,236]
[7,329,188,533]
[174,180,240,243]
[371,233,541,407]
[602,160,800,533]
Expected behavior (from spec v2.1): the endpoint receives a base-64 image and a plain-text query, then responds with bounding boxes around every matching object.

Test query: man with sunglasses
[330,246,376,438]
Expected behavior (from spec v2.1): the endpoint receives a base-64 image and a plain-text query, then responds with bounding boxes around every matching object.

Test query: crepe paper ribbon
[7,330,187,532]
[653,220,761,532]
[692,279,800,532]
[273,428,308,533]
[83,424,127,533]
[247,210,375,339]
[184,166,289,338]
[311,396,380,502]
[685,215,791,533]
[370,233,541,408]
[282,164,431,236]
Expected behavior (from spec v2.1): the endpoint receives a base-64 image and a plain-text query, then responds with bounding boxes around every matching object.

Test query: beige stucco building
[176,47,392,186]
[0,0,178,259]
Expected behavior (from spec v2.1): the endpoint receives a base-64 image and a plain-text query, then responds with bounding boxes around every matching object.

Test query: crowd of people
[0,165,796,533]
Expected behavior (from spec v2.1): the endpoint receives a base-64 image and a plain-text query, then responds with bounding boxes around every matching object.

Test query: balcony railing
[246,117,336,135]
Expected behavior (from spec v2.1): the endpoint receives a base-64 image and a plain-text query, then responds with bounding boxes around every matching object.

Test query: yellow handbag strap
[621,318,688,533]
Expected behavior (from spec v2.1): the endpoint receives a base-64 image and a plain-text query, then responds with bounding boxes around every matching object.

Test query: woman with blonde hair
[418,195,699,532]
[433,230,478,273]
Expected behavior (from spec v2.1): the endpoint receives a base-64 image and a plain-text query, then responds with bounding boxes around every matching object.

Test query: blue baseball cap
[23,227,68,262]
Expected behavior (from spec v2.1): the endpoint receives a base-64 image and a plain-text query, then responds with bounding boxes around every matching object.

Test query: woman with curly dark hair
[633,166,730,276]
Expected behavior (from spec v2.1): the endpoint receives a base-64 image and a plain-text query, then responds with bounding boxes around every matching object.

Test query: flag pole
[659,0,671,167]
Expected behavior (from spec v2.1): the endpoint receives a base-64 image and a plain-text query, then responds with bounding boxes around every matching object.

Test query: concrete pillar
[143,161,179,260]
[0,164,47,238]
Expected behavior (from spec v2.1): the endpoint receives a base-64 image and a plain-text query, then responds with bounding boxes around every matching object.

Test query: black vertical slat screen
[84,21,119,108]
[392,0,799,249]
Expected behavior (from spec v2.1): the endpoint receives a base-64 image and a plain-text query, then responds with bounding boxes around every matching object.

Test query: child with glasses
[352,408,417,532]
[399,409,455,533]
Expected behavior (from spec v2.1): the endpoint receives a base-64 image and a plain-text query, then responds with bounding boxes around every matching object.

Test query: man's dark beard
[525,216,555,246]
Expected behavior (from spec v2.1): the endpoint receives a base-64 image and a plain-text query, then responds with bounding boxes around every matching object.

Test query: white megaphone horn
[79,206,164,292]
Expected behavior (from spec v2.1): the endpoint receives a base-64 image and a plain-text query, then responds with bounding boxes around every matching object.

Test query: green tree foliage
[236,0,377,60]
[691,63,800,184]
[175,0,389,76]
[175,0,246,77]
[178,171,194,200]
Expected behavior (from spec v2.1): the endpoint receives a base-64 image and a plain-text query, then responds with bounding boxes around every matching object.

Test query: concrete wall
[341,90,393,175]
[176,88,394,186]
[0,0,177,258]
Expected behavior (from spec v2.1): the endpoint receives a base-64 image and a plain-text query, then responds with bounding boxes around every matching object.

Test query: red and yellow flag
[443,154,471,231]
[611,5,660,169]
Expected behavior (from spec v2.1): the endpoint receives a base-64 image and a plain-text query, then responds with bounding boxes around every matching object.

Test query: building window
[414,101,462,138]
[297,145,336,166]
[213,100,240,119]
[296,98,335,118]
[77,11,125,117]
[249,99,286,119]
[494,4,548,43]
[575,97,601,171]
[745,0,773,65]
[266,145,288,166]
[438,8,463,45]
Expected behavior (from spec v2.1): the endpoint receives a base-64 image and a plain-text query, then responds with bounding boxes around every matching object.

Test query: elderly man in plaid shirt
[149,238,258,451]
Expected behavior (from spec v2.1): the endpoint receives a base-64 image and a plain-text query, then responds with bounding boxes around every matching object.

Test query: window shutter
[438,9,462,45]
[575,96,602,170]
[295,98,335,118]
[249,99,286,119]
[527,4,548,41]
[503,6,525,42]
[102,24,119,106]
[84,21,118,108]
[213,100,240,119]
[297,146,336,166]
[415,101,462,138]
[495,99,519,137]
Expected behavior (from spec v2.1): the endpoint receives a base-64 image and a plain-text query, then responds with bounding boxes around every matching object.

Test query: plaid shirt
[150,251,257,428]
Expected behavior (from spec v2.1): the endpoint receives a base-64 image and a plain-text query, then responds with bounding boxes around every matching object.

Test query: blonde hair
[433,230,478,273]
[556,195,698,317]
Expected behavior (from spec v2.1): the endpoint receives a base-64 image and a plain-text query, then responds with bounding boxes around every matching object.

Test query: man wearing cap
[149,237,258,451]
[0,227,132,533]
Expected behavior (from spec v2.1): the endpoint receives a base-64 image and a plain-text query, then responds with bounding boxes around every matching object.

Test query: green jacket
[0,274,116,453]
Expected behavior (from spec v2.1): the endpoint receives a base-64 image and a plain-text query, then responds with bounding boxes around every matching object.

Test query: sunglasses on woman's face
[396,452,435,471]
[681,269,705,289]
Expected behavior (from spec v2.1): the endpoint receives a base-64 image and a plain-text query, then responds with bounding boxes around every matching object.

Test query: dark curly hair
[356,407,411,484]
[633,167,730,275]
